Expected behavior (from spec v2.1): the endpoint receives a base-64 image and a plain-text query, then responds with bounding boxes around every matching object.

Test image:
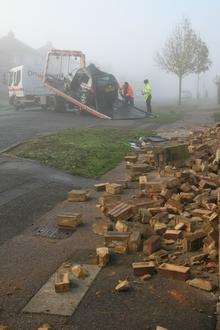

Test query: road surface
[0,106,217,329]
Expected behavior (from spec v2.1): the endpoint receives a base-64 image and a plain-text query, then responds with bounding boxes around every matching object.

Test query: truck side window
[14,70,21,86]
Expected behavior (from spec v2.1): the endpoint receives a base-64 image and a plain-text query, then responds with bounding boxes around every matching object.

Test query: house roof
[0,32,37,56]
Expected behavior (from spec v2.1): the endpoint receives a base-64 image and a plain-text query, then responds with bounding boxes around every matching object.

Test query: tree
[194,37,211,99]
[155,18,199,105]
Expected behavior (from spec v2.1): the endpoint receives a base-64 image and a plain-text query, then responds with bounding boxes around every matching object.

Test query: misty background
[0,0,219,101]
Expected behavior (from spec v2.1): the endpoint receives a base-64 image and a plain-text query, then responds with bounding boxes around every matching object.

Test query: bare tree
[194,37,211,99]
[155,18,198,105]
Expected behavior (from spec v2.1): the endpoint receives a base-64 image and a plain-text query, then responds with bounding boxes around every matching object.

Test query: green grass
[149,111,183,124]
[214,112,220,122]
[12,128,154,178]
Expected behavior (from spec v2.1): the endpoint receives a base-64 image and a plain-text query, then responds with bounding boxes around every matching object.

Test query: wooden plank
[44,82,111,119]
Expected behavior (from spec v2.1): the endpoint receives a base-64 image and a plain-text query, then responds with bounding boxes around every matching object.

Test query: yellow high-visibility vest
[143,83,152,100]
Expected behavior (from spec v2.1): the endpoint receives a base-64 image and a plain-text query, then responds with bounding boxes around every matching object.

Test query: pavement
[0,106,218,329]
[0,175,217,330]
[0,154,97,246]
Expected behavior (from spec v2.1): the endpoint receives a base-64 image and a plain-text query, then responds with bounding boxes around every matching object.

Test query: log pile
[94,125,219,291]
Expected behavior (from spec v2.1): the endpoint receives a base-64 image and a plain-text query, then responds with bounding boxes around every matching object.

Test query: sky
[0,0,219,100]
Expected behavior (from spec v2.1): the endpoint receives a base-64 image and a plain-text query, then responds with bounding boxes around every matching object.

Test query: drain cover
[33,224,73,239]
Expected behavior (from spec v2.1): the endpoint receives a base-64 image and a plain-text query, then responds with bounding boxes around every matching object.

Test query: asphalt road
[0,106,217,329]
[0,106,155,244]
[0,107,148,152]
[0,107,149,244]
[0,186,217,330]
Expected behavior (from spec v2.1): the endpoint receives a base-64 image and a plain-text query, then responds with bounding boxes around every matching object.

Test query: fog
[1,0,220,101]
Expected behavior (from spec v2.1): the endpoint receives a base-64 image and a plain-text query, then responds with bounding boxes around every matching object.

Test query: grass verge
[11,128,154,178]
[148,111,183,125]
[214,112,220,122]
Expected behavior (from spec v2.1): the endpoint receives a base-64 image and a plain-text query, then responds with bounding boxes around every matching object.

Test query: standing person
[121,82,134,106]
[143,79,152,113]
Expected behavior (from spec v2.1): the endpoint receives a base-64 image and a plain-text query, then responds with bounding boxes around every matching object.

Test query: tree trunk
[197,73,200,99]
[178,75,182,105]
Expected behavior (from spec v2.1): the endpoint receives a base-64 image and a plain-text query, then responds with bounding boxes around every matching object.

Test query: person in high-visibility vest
[142,79,152,113]
[121,82,134,106]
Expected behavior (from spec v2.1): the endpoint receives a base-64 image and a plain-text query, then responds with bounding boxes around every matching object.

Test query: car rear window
[96,75,113,87]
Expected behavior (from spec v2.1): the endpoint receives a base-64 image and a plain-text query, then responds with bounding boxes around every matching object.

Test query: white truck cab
[8,65,53,109]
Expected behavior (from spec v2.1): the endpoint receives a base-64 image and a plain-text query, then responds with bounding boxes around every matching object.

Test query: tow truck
[8,49,152,119]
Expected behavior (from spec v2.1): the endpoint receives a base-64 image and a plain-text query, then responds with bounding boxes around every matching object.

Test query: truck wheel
[54,96,66,112]
[9,96,15,106]
[13,97,21,111]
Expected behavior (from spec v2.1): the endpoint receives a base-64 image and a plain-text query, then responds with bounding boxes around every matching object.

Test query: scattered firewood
[115,279,130,292]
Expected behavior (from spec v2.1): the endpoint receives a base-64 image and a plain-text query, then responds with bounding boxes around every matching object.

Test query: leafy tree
[156,18,199,105]
[194,37,212,99]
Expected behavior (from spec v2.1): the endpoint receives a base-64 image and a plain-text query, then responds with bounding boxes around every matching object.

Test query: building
[0,31,53,79]
[0,31,53,95]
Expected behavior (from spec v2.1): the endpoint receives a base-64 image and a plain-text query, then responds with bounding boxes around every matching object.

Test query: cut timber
[154,143,189,166]
[187,278,214,291]
[0,326,10,330]
[158,263,190,281]
[166,199,183,214]
[199,179,217,190]
[166,178,180,189]
[213,148,220,164]
[128,231,142,252]
[108,202,133,222]
[147,207,167,216]
[179,192,195,202]
[143,235,161,256]
[115,220,129,232]
[124,155,138,163]
[175,223,185,231]
[183,230,206,252]
[57,213,82,230]
[106,183,123,195]
[138,208,152,224]
[96,247,110,267]
[203,236,216,255]
[99,193,122,207]
[132,261,156,276]
[175,215,199,233]
[115,279,130,292]
[154,222,167,235]
[160,188,172,200]
[94,183,109,191]
[55,272,70,293]
[68,190,89,202]
[71,265,88,279]
[144,182,163,193]
[139,175,148,189]
[190,209,212,219]
[129,164,151,176]
[190,253,207,264]
[149,250,168,264]
[180,182,192,193]
[38,324,51,330]
[163,229,182,240]
[140,274,152,281]
[105,231,129,246]
[132,199,163,213]
[111,243,128,254]
[92,219,112,236]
